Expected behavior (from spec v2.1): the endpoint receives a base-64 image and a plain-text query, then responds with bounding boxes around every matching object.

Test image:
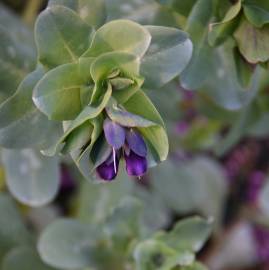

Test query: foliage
[1,0,269,269]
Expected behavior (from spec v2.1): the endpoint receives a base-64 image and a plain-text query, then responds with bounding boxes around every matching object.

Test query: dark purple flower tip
[124,150,147,177]
[96,152,119,181]
[103,119,125,150]
[126,129,147,157]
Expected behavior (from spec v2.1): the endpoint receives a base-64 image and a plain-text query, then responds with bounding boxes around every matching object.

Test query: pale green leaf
[38,219,99,269]
[35,5,93,68]
[156,216,212,252]
[2,246,57,270]
[83,19,151,58]
[0,67,58,149]
[2,149,60,207]
[142,26,193,88]
[234,18,269,63]
[48,0,106,28]
[33,63,85,120]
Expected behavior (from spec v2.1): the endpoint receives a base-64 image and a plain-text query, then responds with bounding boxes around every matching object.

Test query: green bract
[26,5,193,181]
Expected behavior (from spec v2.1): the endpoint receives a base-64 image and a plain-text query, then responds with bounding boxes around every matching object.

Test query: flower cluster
[96,119,148,181]
[29,11,191,182]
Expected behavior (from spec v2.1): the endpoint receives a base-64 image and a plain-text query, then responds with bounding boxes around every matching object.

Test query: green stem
[22,0,43,26]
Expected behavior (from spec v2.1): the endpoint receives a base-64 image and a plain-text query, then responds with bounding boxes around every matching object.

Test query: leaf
[2,246,57,270]
[46,84,111,157]
[38,219,99,269]
[35,5,93,68]
[2,149,60,207]
[90,52,140,82]
[122,91,168,163]
[106,106,156,127]
[61,121,93,154]
[0,194,31,261]
[208,0,242,46]
[141,26,193,88]
[156,216,212,252]
[201,41,263,110]
[104,197,142,250]
[83,19,151,58]
[243,0,269,27]
[233,47,254,88]
[0,67,58,149]
[33,63,85,120]
[214,102,260,156]
[76,172,132,223]
[134,240,194,270]
[234,18,269,63]
[48,0,106,28]
[105,0,178,27]
[0,4,36,102]
[180,0,215,89]
[157,0,197,17]
[151,158,227,229]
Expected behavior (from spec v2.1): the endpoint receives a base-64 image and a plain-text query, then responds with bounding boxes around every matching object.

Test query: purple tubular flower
[97,119,149,180]
[124,150,147,177]
[126,129,147,157]
[103,119,125,149]
[96,151,119,181]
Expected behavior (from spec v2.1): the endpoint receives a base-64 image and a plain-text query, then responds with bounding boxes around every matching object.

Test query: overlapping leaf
[35,5,93,68]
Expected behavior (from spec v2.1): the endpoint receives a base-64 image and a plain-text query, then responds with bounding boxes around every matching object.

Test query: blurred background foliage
[0,0,269,269]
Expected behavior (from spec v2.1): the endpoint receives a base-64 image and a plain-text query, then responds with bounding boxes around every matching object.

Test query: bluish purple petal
[124,150,147,177]
[103,119,125,149]
[96,153,119,181]
[126,129,147,157]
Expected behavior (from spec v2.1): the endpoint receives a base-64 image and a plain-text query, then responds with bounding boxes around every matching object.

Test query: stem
[22,0,43,26]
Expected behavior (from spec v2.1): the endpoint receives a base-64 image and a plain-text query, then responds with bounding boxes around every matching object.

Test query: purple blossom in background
[96,119,148,181]
[60,165,76,192]
[246,171,265,204]
[252,225,269,262]
[175,121,189,136]
[223,141,259,183]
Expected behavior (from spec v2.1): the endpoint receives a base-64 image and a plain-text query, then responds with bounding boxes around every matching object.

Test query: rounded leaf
[2,246,56,270]
[2,149,60,207]
[38,219,97,269]
[35,5,93,68]
[142,26,193,88]
[33,63,85,120]
[83,19,151,58]
[90,51,140,82]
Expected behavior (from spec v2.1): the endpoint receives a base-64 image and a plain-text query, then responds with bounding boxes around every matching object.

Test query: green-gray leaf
[134,239,194,270]
[2,246,57,270]
[208,0,242,46]
[0,194,31,261]
[180,0,215,89]
[2,149,60,207]
[83,19,151,58]
[33,63,86,120]
[141,26,193,88]
[35,5,93,68]
[0,67,58,148]
[243,0,269,27]
[38,219,98,269]
[0,4,36,102]
[122,90,169,163]
[48,0,106,28]
[156,216,212,252]
[234,18,269,63]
